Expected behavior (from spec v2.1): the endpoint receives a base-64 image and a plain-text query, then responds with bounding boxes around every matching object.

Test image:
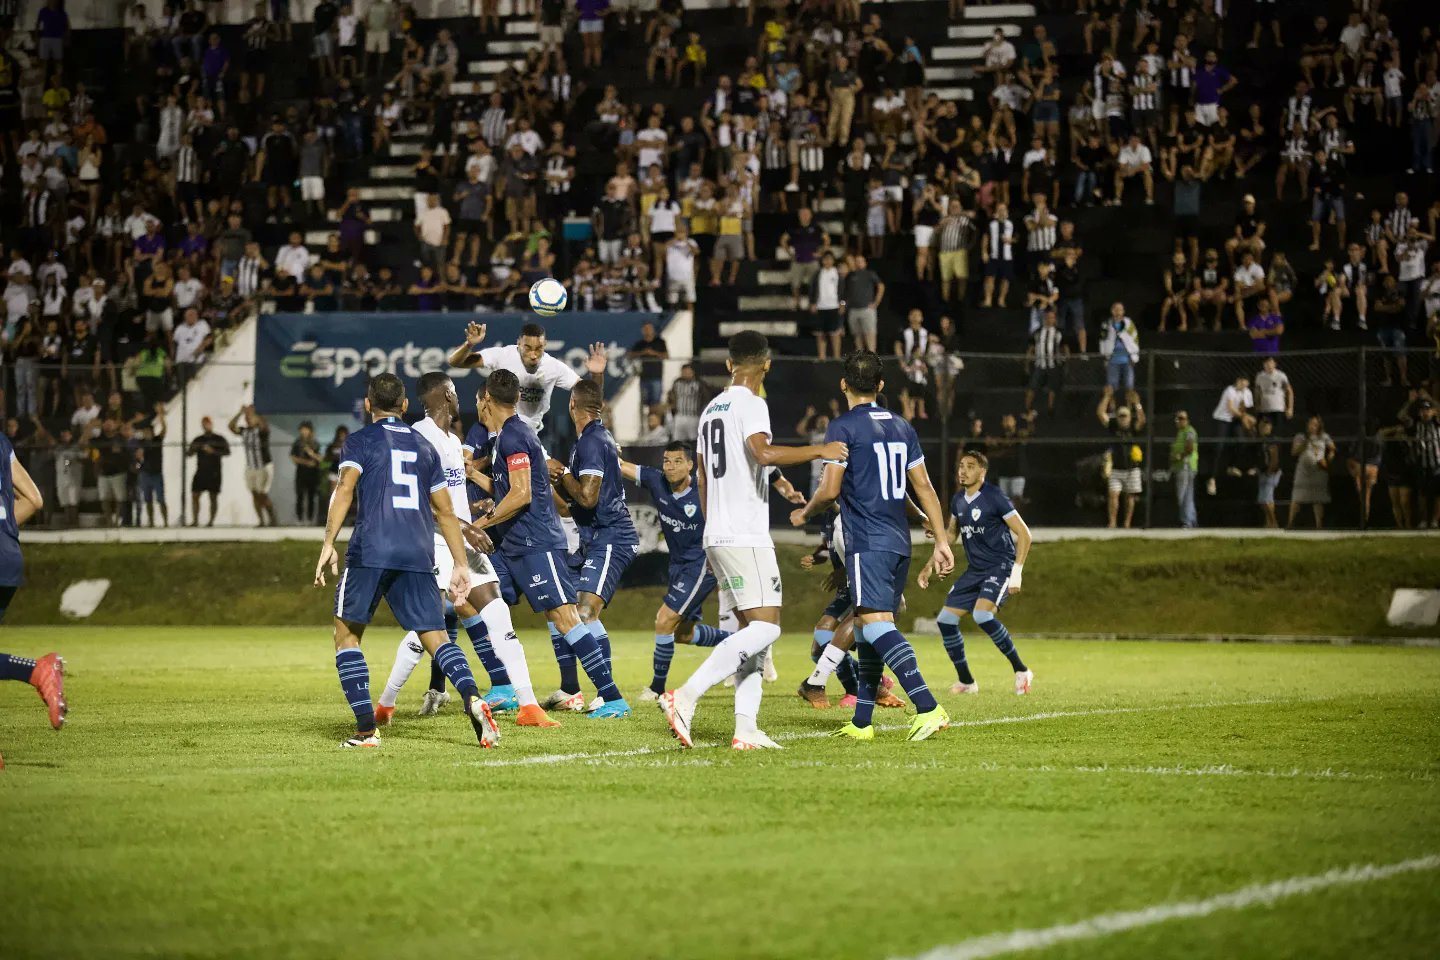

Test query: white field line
[894,854,1440,960]
[459,696,1314,769]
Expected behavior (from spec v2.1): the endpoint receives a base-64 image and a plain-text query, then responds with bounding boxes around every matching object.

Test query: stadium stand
[0,0,1437,530]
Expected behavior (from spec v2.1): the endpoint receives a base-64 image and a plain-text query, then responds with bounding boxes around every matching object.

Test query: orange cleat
[796,682,831,709]
[30,653,66,730]
[374,704,395,727]
[876,692,907,709]
[515,704,561,727]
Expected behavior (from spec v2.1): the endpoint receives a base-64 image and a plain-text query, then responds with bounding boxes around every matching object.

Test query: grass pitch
[1,628,1438,960]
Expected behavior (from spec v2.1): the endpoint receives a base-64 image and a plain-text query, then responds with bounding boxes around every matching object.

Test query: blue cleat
[482,684,520,712]
[586,698,632,719]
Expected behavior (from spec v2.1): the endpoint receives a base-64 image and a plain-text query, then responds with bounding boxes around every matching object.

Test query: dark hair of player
[663,441,694,459]
[842,350,883,395]
[486,368,521,406]
[572,378,603,413]
[960,450,990,472]
[728,330,770,366]
[416,371,452,400]
[520,322,546,339]
[367,373,406,414]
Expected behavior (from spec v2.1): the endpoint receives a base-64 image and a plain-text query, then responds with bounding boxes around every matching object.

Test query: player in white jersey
[447,320,609,434]
[661,332,847,750]
[373,373,558,729]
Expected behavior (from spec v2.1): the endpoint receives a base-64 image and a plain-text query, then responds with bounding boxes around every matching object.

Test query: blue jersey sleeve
[420,441,446,496]
[990,486,1017,519]
[572,432,606,479]
[337,433,366,475]
[822,418,851,467]
[904,422,925,471]
[636,464,667,500]
[495,427,533,477]
[462,424,490,456]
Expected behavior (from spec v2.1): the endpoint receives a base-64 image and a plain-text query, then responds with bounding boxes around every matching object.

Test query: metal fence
[2,347,1431,530]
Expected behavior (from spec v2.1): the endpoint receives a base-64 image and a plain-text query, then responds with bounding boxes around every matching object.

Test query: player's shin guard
[587,620,612,667]
[652,633,675,694]
[563,623,621,702]
[433,641,481,701]
[937,609,976,685]
[691,624,730,647]
[335,647,375,733]
[461,613,512,686]
[549,622,580,694]
[481,598,536,707]
[862,622,938,714]
[379,633,425,709]
[852,643,884,728]
[973,610,1027,672]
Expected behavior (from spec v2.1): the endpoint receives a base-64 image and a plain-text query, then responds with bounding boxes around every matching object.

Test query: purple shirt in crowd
[1195,65,1230,105]
[36,7,67,38]
[790,223,824,264]
[1247,312,1283,353]
[577,0,608,20]
[134,234,166,258]
[180,234,210,258]
[202,46,230,79]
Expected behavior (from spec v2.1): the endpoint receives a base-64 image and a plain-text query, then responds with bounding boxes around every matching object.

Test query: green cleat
[830,721,875,741]
[905,706,951,742]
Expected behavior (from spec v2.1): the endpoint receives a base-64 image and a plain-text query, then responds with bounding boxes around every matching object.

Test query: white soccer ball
[529,278,568,317]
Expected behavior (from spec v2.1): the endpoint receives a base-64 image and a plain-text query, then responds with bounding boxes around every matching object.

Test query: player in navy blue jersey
[546,380,639,708]
[789,352,956,742]
[0,432,68,763]
[918,449,1035,695]
[792,351,953,741]
[471,369,632,719]
[313,373,501,749]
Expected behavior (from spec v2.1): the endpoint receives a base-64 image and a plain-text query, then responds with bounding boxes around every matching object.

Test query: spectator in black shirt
[173,0,208,64]
[313,0,339,79]
[258,117,298,221]
[63,317,100,401]
[290,420,323,525]
[1053,247,1086,352]
[1225,194,1266,262]
[629,321,669,411]
[187,416,230,526]
[136,409,168,528]
[1308,148,1347,252]
[91,417,131,527]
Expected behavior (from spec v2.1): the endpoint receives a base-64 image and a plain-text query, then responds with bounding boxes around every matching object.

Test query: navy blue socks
[335,648,374,733]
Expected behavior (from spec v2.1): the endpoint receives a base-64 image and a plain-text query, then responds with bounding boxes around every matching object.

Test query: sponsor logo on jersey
[727,576,745,591]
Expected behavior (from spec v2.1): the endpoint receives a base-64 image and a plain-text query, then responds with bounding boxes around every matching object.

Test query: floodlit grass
[1,628,1438,959]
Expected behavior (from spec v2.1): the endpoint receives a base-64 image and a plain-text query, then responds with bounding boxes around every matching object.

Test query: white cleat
[342,733,381,748]
[661,690,696,748]
[1014,670,1034,695]
[467,696,501,749]
[586,694,606,713]
[417,689,451,716]
[731,729,783,750]
[950,681,980,695]
[540,689,587,711]
[762,647,778,682]
[638,688,661,703]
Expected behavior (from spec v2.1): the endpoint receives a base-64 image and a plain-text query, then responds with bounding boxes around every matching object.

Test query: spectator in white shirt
[981,28,1016,76]
[274,231,311,281]
[505,117,544,155]
[664,225,699,309]
[414,192,451,274]
[172,307,213,372]
[1253,355,1294,427]
[809,250,843,359]
[1114,134,1154,205]
[71,392,102,437]
[1207,374,1256,495]
[172,264,205,312]
[1231,250,1268,326]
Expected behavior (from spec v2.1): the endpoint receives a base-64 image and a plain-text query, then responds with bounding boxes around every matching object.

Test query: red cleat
[374,704,395,727]
[29,653,66,730]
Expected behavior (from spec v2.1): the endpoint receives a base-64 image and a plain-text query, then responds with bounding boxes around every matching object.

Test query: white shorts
[245,463,274,494]
[364,31,390,53]
[913,225,934,248]
[1195,103,1219,126]
[300,176,325,201]
[667,275,697,306]
[1108,467,1142,494]
[434,543,501,594]
[707,545,782,613]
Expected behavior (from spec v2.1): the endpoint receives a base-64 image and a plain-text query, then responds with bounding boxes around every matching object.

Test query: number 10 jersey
[824,402,926,557]
[697,384,774,549]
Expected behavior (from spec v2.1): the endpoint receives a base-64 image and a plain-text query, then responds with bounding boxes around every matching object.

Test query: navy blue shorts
[334,565,446,634]
[984,259,1015,280]
[822,554,853,620]
[577,540,637,606]
[0,584,16,622]
[489,552,519,607]
[663,558,716,621]
[943,566,1011,613]
[845,551,911,613]
[497,549,579,613]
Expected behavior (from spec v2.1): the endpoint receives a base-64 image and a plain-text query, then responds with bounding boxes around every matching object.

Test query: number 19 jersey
[338,417,447,573]
[697,384,773,549]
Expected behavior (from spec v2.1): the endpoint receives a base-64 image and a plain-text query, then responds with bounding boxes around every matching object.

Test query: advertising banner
[253,311,656,413]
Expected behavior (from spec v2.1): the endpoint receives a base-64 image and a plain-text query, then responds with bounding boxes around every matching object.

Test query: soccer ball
[529,278,568,317]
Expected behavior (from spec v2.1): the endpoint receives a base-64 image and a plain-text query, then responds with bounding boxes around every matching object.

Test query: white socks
[808,643,847,687]
[378,633,425,708]
[480,598,537,708]
[733,652,766,735]
[679,620,781,703]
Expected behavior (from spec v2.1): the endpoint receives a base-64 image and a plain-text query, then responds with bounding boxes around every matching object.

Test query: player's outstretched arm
[315,467,359,587]
[907,463,955,579]
[791,461,844,527]
[429,487,472,602]
[1004,511,1033,593]
[585,342,608,389]
[10,456,44,526]
[745,432,848,468]
[447,321,488,368]
[618,459,640,484]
